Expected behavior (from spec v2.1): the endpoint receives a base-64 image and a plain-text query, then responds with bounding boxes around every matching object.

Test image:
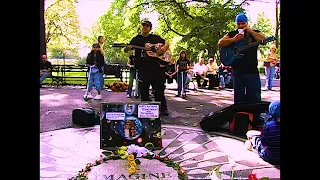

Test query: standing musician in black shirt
[218,13,266,127]
[125,20,170,116]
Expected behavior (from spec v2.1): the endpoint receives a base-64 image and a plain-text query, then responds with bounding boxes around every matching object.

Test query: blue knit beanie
[235,13,248,23]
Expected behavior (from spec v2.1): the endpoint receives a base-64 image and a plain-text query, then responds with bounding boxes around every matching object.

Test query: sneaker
[83,92,93,99]
[93,94,102,100]
[175,94,181,97]
[87,92,93,99]
[126,94,131,98]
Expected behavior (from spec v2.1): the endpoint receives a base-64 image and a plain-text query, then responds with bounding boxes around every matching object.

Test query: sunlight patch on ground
[40,93,69,101]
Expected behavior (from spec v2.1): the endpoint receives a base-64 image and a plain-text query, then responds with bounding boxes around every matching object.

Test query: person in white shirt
[204,58,219,89]
[193,57,207,88]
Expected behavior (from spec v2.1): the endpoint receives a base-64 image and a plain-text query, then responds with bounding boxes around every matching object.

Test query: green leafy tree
[45,0,81,58]
[85,0,247,64]
[147,0,247,63]
[82,0,144,64]
[252,12,276,63]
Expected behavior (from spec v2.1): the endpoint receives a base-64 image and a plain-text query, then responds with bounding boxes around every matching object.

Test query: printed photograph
[100,102,162,150]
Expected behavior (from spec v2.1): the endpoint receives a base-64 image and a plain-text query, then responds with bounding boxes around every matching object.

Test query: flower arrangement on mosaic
[68,145,188,180]
[109,82,128,92]
[209,160,270,180]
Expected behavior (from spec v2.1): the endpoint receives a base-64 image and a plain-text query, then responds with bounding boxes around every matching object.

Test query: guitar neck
[132,45,147,50]
[238,40,263,52]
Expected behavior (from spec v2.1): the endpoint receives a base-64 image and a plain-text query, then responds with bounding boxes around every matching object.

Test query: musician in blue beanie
[218,13,266,127]
[245,100,280,165]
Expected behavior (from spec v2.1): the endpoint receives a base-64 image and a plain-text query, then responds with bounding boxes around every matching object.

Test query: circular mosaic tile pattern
[40,125,280,180]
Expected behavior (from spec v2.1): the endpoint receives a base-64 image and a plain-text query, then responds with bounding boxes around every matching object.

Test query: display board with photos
[100,102,162,150]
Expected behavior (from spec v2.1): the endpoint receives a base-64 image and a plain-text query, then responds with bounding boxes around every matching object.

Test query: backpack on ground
[200,101,270,132]
[72,108,100,127]
[229,112,254,137]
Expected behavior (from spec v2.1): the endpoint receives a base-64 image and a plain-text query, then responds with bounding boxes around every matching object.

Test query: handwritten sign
[105,112,125,120]
[138,105,159,118]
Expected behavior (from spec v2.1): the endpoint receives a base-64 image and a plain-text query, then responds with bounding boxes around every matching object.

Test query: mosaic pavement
[40,125,280,180]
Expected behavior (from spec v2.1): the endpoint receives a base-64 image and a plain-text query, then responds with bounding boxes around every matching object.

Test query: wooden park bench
[50,64,128,87]
[50,64,89,87]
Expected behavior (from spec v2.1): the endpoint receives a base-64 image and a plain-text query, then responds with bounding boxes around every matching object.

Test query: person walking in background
[126,50,136,98]
[40,55,52,88]
[175,50,190,98]
[263,45,278,91]
[164,60,177,85]
[83,43,105,100]
[98,36,107,89]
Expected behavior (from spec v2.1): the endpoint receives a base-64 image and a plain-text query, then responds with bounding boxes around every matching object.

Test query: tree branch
[170,0,195,19]
[161,14,187,37]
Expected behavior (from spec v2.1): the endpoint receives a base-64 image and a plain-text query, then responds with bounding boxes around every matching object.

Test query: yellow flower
[120,154,128,160]
[117,149,126,155]
[129,161,136,167]
[128,154,135,161]
[128,166,136,174]
[119,146,128,151]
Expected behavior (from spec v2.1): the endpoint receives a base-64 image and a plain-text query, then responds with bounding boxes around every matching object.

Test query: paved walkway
[40,82,280,180]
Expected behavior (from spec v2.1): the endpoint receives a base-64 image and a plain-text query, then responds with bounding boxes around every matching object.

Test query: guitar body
[144,43,171,65]
[220,40,245,66]
[220,36,277,66]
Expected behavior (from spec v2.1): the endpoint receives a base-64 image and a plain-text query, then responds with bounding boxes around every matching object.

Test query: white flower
[228,156,236,168]
[209,173,221,180]
[208,166,222,180]
[127,144,151,157]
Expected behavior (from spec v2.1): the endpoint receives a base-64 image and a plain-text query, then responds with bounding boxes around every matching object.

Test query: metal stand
[134,69,139,98]
[181,71,186,98]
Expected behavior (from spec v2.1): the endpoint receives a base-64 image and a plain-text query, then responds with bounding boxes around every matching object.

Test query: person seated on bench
[185,70,193,90]
[245,100,280,165]
[83,43,105,100]
[218,64,232,89]
[193,57,207,88]
[40,55,52,88]
[204,58,219,89]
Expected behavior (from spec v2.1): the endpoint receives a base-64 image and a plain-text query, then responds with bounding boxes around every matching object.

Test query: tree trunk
[40,0,46,60]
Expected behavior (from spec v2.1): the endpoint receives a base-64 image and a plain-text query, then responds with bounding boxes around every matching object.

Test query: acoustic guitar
[112,43,171,65]
[220,36,277,66]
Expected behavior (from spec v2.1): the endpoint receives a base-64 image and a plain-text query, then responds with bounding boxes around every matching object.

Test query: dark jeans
[139,69,167,111]
[233,71,261,103]
[177,71,187,95]
[205,74,219,88]
[196,74,205,87]
[127,68,136,95]
[233,71,261,127]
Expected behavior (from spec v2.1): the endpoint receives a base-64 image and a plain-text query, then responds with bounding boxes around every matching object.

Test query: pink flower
[154,154,160,159]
